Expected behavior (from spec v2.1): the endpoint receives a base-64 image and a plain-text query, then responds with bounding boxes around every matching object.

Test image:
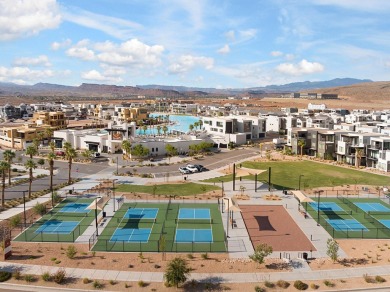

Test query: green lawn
[116,182,220,196]
[203,161,390,190]
[92,202,226,252]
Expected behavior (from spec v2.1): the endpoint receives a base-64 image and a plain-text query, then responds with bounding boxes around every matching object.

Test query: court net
[175,218,213,224]
[117,218,156,224]
[319,210,352,216]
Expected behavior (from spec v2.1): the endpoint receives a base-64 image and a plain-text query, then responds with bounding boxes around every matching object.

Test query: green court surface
[91,202,227,253]
[304,197,390,239]
[14,197,99,243]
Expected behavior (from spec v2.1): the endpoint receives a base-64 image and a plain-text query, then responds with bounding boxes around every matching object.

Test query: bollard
[311,235,313,241]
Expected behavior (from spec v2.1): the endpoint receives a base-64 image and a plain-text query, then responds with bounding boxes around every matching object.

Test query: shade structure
[223,197,241,212]
[86,196,109,211]
[291,190,314,203]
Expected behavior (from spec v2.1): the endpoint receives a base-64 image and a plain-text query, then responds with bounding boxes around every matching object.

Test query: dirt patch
[240,205,316,252]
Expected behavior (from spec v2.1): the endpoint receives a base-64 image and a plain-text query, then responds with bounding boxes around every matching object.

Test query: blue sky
[1,0,390,88]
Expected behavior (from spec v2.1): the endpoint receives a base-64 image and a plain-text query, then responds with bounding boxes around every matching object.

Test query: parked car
[179,167,191,174]
[194,164,205,172]
[186,164,199,173]
[56,151,65,156]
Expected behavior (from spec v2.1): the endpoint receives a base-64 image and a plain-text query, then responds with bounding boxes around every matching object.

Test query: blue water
[136,114,201,135]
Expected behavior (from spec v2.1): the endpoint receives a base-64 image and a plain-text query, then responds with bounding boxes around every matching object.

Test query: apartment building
[366,137,390,172]
[31,111,66,128]
[0,124,49,149]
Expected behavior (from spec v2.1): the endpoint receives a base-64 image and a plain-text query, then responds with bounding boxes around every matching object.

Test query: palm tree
[193,121,199,130]
[298,139,306,158]
[122,140,132,163]
[45,127,54,143]
[156,125,161,135]
[81,149,93,162]
[47,152,56,193]
[198,119,203,130]
[142,125,148,135]
[26,145,37,159]
[49,141,55,153]
[32,137,41,155]
[3,150,15,185]
[25,159,37,198]
[0,161,10,207]
[162,125,168,136]
[189,124,194,132]
[355,148,364,168]
[64,142,77,184]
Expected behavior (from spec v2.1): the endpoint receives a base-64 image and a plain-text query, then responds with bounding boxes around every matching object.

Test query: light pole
[299,175,304,190]
[223,198,230,238]
[113,179,117,212]
[23,190,27,227]
[220,180,224,213]
[95,198,99,236]
[316,190,324,226]
[116,156,119,175]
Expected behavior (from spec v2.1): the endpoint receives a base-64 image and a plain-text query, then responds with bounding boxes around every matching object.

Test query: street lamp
[95,197,99,236]
[23,190,27,227]
[220,180,224,213]
[298,175,304,190]
[223,197,230,238]
[116,156,119,175]
[112,179,117,212]
[316,190,324,226]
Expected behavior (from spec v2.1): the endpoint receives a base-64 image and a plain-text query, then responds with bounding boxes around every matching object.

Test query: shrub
[187,253,194,259]
[66,245,77,259]
[9,215,21,228]
[294,280,308,290]
[53,269,66,284]
[109,280,116,285]
[55,260,61,264]
[201,253,209,260]
[164,257,190,288]
[250,243,273,265]
[264,281,275,288]
[125,283,131,288]
[363,274,376,283]
[138,280,147,287]
[24,274,36,282]
[254,286,265,292]
[83,278,90,284]
[51,257,57,261]
[323,280,335,287]
[13,269,22,280]
[375,275,386,283]
[41,272,51,282]
[0,271,12,282]
[93,280,103,289]
[310,283,319,289]
[276,280,290,289]
[32,203,46,216]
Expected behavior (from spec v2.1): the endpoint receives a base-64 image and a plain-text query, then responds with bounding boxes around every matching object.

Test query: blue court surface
[124,208,158,219]
[59,203,90,213]
[35,220,79,234]
[175,229,213,243]
[326,219,368,231]
[355,203,390,213]
[178,208,211,219]
[378,220,390,229]
[309,202,344,212]
[110,228,151,242]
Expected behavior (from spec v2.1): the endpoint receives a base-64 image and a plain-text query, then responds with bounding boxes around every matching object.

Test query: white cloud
[13,55,51,67]
[63,6,142,40]
[81,70,122,83]
[0,66,54,84]
[217,44,230,54]
[168,55,214,74]
[312,0,390,12]
[51,39,72,50]
[239,29,257,40]
[276,59,324,75]
[271,51,283,57]
[66,47,96,61]
[285,53,295,61]
[0,0,61,41]
[225,30,235,42]
[384,61,390,68]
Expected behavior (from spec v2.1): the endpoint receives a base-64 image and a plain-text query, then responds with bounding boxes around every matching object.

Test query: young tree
[355,148,364,168]
[0,161,10,207]
[298,139,306,158]
[25,159,37,198]
[131,144,150,161]
[165,144,178,163]
[37,158,45,168]
[122,140,132,163]
[164,257,190,288]
[3,150,15,185]
[249,243,273,266]
[326,238,339,262]
[64,142,77,184]
[81,149,93,162]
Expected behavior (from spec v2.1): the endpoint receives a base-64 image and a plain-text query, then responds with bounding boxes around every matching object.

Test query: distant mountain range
[0,78,373,100]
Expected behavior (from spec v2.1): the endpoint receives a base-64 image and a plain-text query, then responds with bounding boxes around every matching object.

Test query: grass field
[116,182,220,196]
[203,161,390,190]
[14,197,99,242]
[92,202,226,252]
[304,197,390,239]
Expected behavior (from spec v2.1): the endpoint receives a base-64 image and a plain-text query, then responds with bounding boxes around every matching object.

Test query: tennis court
[92,202,226,252]
[14,197,99,242]
[355,202,390,213]
[326,219,368,231]
[59,203,90,213]
[305,197,390,239]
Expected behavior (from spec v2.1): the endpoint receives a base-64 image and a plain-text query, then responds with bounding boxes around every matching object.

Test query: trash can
[69,189,73,194]
[102,212,106,218]
[184,176,187,181]
[303,252,308,260]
